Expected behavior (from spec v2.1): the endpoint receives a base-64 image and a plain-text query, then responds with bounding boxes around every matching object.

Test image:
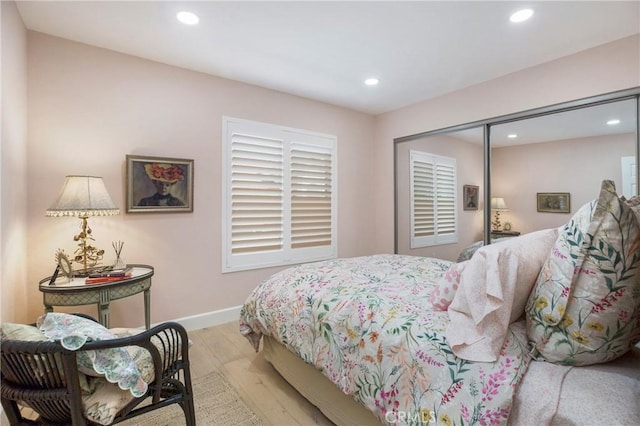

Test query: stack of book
[85,266,133,284]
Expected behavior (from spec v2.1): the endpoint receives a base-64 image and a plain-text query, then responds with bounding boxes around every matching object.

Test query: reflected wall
[395,128,483,261]
[395,90,639,259]
[490,98,637,238]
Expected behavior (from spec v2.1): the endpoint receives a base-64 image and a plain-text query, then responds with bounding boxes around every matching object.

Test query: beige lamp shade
[490,197,509,211]
[46,176,119,217]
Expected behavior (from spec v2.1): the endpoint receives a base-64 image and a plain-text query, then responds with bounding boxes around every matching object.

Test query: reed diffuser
[112,240,126,270]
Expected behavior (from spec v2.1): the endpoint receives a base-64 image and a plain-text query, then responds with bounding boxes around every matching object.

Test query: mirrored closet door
[394,89,639,261]
[489,97,638,241]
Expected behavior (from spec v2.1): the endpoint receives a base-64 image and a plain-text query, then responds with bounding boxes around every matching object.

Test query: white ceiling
[453,97,638,146]
[15,1,640,116]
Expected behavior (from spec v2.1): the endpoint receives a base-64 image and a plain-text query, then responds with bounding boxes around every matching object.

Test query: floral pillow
[526,180,640,366]
[82,327,185,425]
[430,261,467,311]
[37,313,148,397]
[625,195,640,222]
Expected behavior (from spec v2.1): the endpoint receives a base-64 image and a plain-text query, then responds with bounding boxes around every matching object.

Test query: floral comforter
[240,255,530,425]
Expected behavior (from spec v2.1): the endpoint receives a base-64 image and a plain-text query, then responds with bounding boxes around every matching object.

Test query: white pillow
[446,228,558,362]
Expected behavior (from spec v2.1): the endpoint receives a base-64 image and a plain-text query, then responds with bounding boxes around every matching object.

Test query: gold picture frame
[537,192,570,213]
[53,249,73,284]
[126,155,194,213]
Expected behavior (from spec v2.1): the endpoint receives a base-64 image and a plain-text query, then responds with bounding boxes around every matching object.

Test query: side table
[491,230,521,239]
[39,264,154,329]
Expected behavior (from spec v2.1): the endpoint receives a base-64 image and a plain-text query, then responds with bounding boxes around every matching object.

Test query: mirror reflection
[395,126,484,261]
[395,94,638,262]
[490,98,637,242]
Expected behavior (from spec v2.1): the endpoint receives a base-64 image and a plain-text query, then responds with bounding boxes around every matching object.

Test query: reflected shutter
[412,158,435,238]
[435,162,456,238]
[410,150,457,248]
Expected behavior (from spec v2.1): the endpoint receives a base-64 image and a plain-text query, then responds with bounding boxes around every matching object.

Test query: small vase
[113,255,127,270]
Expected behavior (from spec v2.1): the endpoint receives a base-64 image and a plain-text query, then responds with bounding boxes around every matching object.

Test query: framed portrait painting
[126,155,194,213]
[536,192,570,213]
[463,185,479,211]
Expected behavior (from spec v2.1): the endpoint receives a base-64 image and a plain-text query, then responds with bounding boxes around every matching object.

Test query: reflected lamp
[490,197,509,231]
[46,176,119,274]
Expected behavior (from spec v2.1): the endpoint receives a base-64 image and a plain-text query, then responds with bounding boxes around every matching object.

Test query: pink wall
[24,32,375,327]
[492,134,636,234]
[1,1,28,323]
[2,21,638,326]
[373,35,640,254]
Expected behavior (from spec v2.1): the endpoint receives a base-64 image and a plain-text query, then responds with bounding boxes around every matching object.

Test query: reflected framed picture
[126,155,194,213]
[537,192,570,213]
[463,185,479,211]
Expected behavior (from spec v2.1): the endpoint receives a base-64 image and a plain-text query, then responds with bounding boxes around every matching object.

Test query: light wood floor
[1,321,333,426]
[188,321,334,425]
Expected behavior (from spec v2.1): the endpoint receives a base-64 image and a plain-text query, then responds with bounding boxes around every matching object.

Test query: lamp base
[492,211,502,231]
[72,216,105,273]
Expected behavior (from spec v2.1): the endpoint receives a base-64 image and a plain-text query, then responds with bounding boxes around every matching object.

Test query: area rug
[121,371,263,426]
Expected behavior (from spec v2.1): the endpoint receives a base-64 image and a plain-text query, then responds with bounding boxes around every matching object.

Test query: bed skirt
[262,335,640,425]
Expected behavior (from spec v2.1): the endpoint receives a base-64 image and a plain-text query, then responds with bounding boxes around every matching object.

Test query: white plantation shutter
[290,140,333,249]
[410,150,457,248]
[223,118,337,272]
[412,159,435,238]
[230,134,284,254]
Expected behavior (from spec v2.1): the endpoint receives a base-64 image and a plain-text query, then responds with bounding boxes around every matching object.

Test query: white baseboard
[163,305,243,331]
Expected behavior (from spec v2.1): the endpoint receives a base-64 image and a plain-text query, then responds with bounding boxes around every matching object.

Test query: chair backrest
[1,338,86,424]
[1,319,195,426]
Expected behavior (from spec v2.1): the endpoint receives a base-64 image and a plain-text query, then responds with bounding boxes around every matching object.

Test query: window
[409,150,457,248]
[222,117,337,272]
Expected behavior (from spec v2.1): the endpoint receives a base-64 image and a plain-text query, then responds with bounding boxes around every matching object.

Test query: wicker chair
[1,317,195,425]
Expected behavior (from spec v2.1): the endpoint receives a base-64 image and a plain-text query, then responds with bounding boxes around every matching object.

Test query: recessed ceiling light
[510,9,534,23]
[177,11,199,25]
[364,78,379,86]
[607,119,621,125]
[507,134,518,139]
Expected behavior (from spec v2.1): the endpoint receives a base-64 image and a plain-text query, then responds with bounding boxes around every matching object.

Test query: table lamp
[46,176,119,274]
[491,197,508,231]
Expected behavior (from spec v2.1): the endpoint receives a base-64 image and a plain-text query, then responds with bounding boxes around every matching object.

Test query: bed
[240,181,640,425]
[456,237,516,263]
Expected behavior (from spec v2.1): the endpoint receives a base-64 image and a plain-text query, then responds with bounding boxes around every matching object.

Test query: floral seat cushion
[82,327,173,425]
[526,180,640,365]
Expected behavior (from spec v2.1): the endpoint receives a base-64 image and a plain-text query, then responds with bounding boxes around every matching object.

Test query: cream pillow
[526,180,640,365]
[1,323,48,341]
[0,322,96,395]
[446,228,558,362]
